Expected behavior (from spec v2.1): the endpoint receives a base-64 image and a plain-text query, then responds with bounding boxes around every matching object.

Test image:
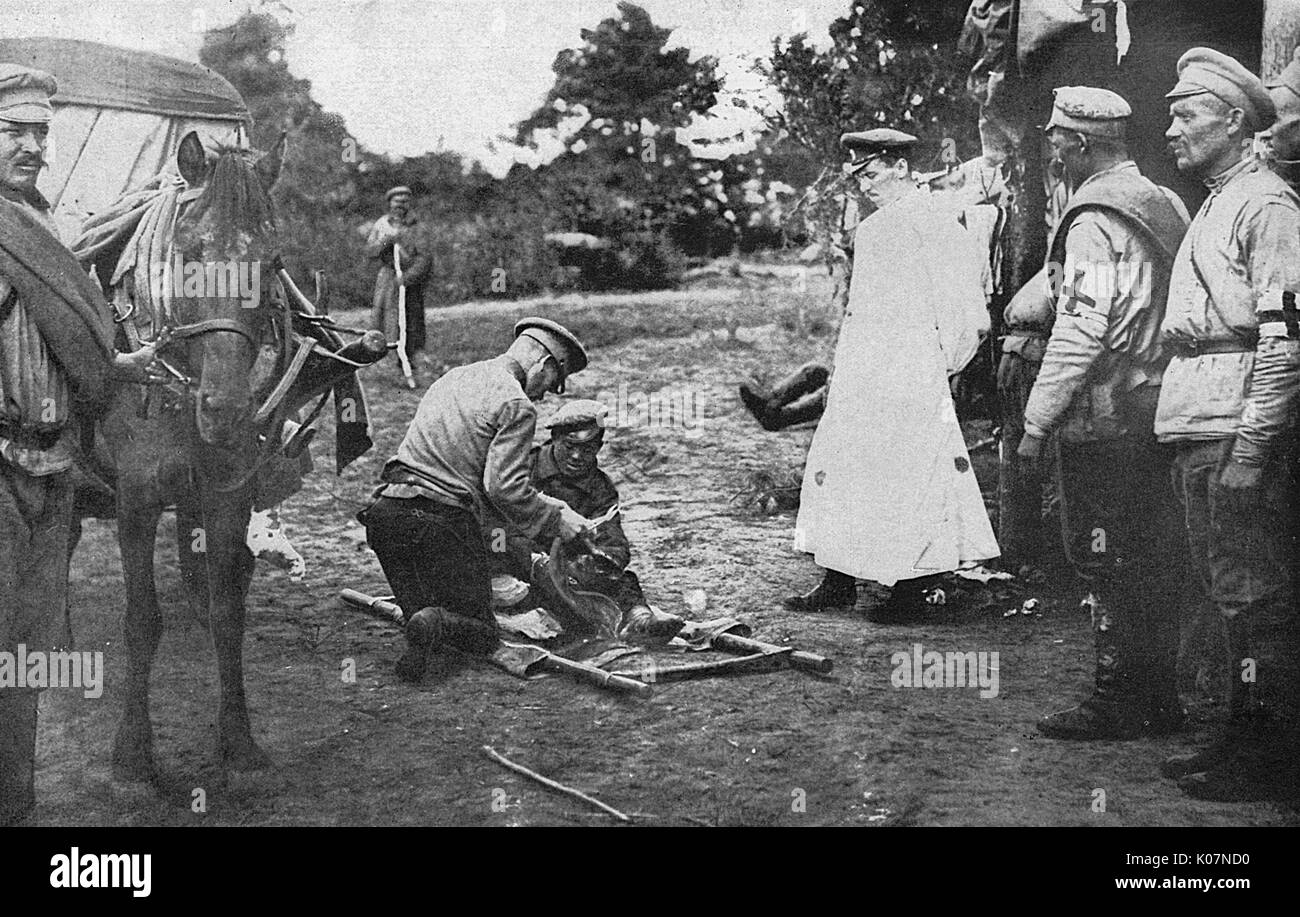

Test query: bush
[608,231,687,290]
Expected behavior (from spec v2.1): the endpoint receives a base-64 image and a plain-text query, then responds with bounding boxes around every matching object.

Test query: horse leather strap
[166,317,259,347]
[253,336,316,425]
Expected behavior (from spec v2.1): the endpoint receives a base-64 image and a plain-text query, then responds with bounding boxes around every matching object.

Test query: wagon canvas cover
[0,37,250,242]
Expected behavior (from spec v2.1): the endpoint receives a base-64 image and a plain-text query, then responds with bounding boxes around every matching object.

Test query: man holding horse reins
[358,318,595,681]
[0,64,164,826]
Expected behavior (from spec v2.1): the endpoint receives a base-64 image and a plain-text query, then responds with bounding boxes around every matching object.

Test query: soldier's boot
[866,574,945,623]
[0,691,39,826]
[767,391,826,430]
[784,568,857,613]
[1177,603,1300,801]
[395,607,445,682]
[739,363,830,431]
[619,604,686,643]
[1162,613,1264,778]
[1038,598,1146,739]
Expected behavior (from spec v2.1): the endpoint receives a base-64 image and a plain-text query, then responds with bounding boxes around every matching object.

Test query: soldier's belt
[1169,338,1255,356]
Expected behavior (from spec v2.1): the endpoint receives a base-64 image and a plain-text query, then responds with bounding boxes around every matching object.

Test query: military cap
[1265,46,1300,102]
[1166,47,1275,132]
[514,317,589,381]
[385,185,413,201]
[841,128,918,173]
[0,64,57,125]
[1045,86,1131,139]
[546,398,608,443]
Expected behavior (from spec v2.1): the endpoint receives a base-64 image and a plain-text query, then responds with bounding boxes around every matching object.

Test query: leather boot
[740,364,829,431]
[866,574,942,623]
[395,607,444,682]
[1176,602,1300,801]
[619,604,686,643]
[784,568,856,612]
[1162,617,1265,777]
[1176,722,1300,802]
[1038,596,1146,739]
[0,691,39,826]
[766,391,826,431]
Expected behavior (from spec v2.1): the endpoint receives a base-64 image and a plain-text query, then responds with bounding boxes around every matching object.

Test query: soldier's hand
[112,340,168,384]
[1218,460,1263,506]
[1017,432,1047,472]
[557,506,592,543]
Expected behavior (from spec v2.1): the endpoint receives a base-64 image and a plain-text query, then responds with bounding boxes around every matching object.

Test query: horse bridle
[148,313,270,388]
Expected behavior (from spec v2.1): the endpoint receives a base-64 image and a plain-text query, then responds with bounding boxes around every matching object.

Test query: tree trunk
[1263,0,1300,81]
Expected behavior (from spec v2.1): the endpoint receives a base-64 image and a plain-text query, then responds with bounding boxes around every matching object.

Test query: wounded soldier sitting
[489,399,684,642]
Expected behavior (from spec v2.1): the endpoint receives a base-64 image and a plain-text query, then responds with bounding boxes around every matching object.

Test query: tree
[506,2,773,275]
[200,7,366,303]
[768,1,979,257]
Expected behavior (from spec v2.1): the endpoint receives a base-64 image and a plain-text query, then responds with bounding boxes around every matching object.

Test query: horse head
[169,129,285,448]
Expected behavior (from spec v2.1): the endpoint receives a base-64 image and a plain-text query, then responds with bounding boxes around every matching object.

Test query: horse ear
[255,131,288,190]
[176,131,206,187]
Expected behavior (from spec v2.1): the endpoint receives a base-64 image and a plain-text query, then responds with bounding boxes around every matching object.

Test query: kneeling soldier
[357,318,593,681]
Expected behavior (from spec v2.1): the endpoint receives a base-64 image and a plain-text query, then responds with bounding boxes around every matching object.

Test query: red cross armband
[1257,289,1300,340]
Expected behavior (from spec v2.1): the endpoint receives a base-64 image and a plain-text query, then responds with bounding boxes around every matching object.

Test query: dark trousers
[1055,389,1185,709]
[996,352,1047,568]
[1,461,73,825]
[1171,437,1299,732]
[358,495,498,654]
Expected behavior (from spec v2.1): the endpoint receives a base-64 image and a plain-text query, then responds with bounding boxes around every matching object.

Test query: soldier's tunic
[794,186,999,586]
[491,443,647,613]
[1022,160,1189,709]
[1155,156,1300,725]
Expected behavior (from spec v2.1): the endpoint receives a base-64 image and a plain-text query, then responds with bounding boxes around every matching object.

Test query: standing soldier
[1157,49,1300,802]
[0,65,161,825]
[785,129,999,619]
[356,318,593,682]
[1018,88,1190,740]
[366,185,430,364]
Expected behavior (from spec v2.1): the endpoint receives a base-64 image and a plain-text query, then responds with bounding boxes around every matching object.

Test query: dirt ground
[34,276,1300,827]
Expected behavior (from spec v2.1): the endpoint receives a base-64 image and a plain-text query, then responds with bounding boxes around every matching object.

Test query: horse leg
[111,496,164,783]
[175,499,211,626]
[202,496,271,775]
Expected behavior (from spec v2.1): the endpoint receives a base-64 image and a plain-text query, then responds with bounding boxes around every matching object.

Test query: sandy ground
[32,284,1299,827]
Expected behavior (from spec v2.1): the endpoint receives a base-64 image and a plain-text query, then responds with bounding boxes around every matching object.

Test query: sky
[7,0,845,162]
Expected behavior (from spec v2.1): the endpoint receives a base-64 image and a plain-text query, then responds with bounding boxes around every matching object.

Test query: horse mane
[175,145,277,255]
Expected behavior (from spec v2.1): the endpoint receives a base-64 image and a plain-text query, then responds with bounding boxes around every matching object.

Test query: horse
[88,130,289,784]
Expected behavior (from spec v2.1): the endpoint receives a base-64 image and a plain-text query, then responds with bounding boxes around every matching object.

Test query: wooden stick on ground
[482,745,631,823]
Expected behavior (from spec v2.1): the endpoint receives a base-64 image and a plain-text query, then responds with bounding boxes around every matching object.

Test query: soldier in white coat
[786,129,1000,619]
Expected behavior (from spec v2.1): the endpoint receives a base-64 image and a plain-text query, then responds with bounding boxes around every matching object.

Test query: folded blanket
[0,193,114,410]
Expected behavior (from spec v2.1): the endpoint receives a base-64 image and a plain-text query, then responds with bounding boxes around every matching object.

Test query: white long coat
[794,188,999,586]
